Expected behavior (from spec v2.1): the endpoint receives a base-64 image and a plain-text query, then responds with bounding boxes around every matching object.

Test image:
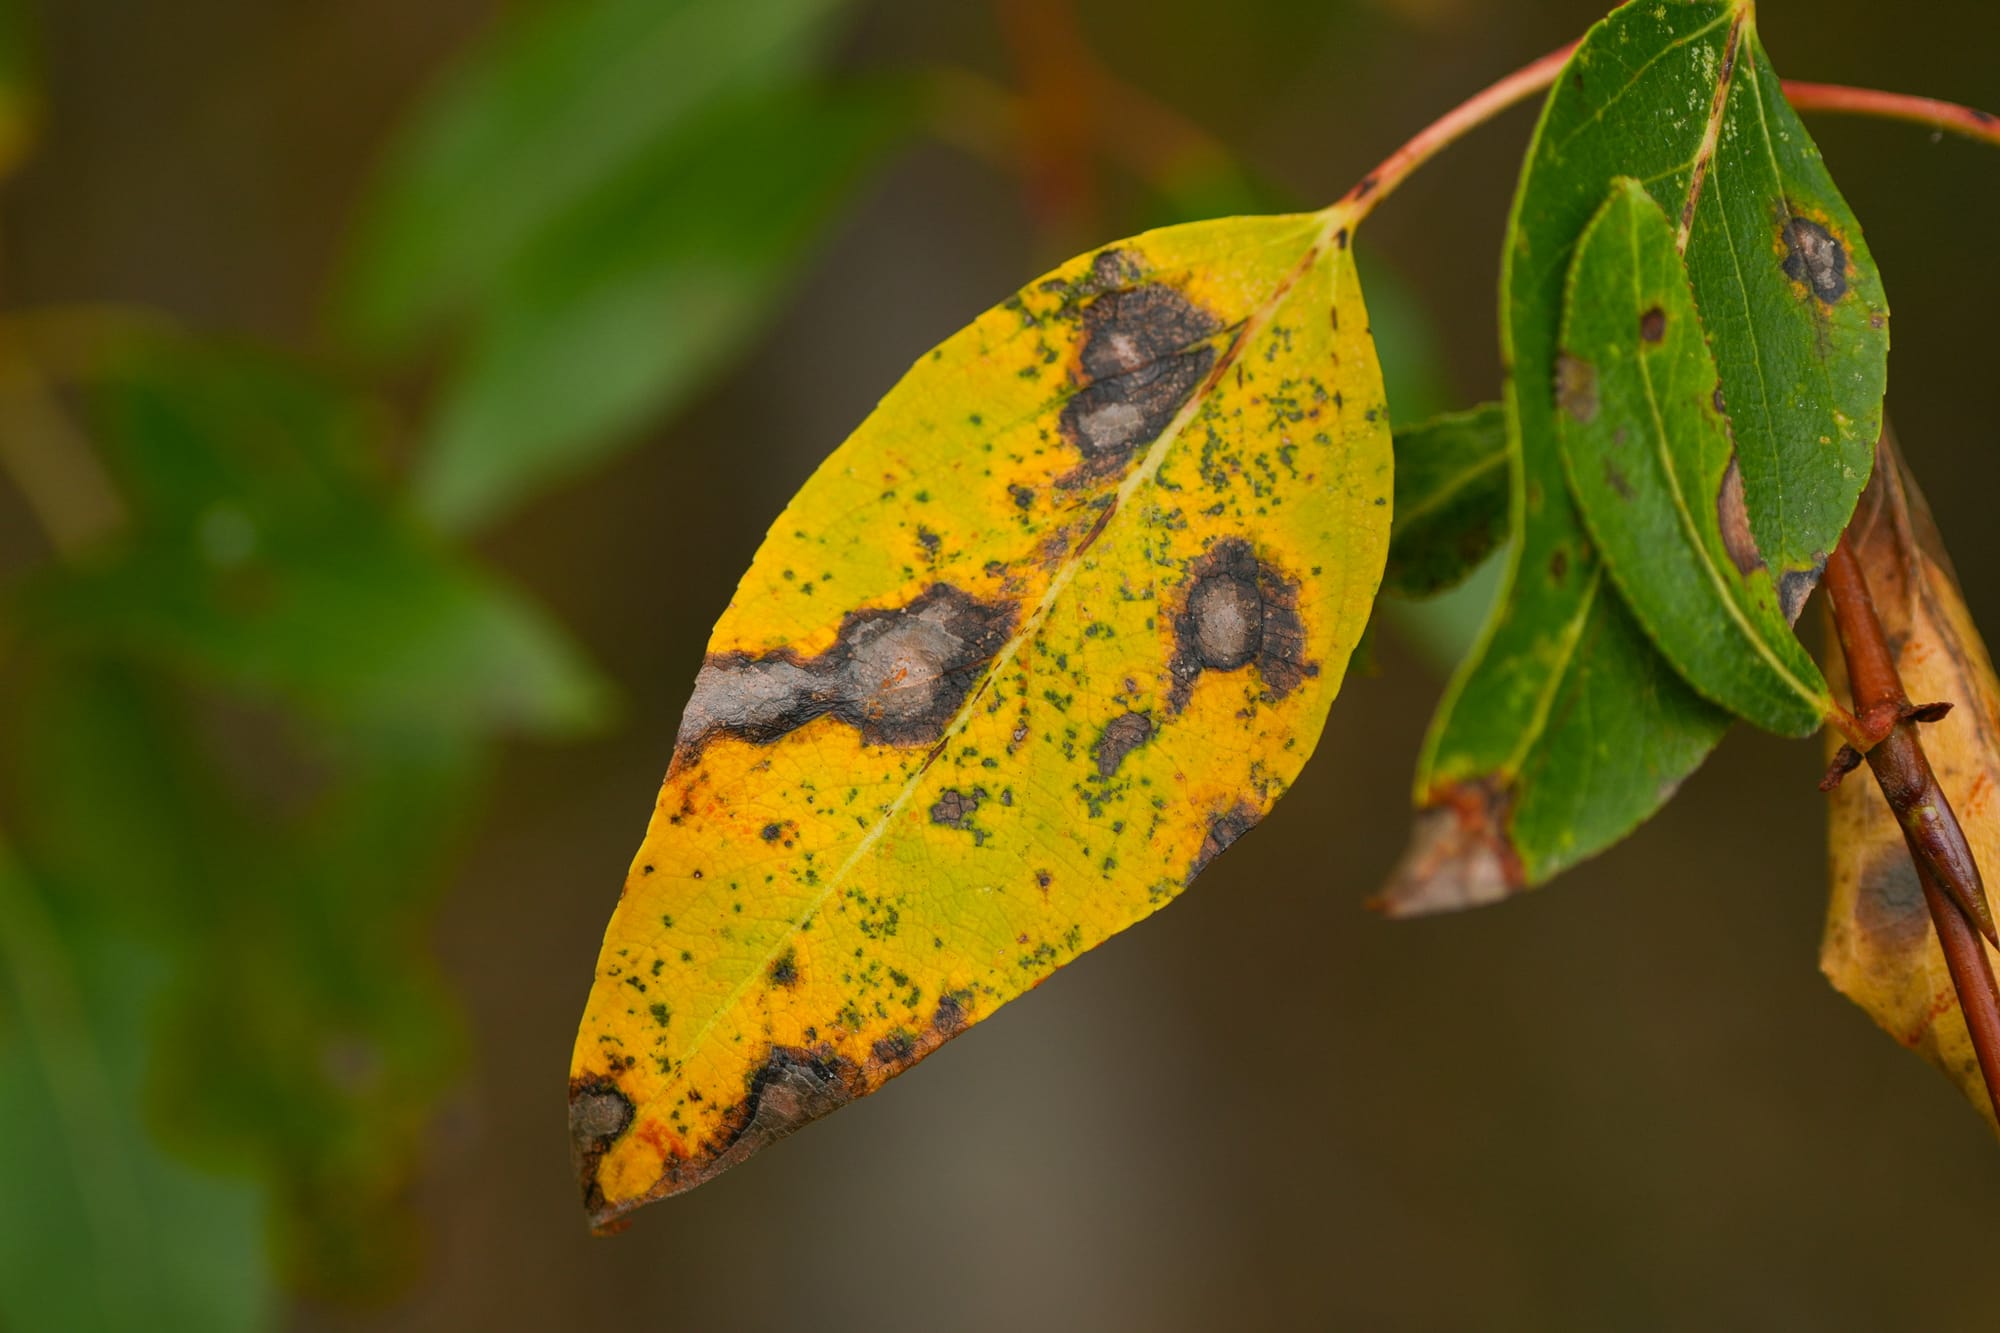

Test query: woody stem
[1823,539,2000,1112]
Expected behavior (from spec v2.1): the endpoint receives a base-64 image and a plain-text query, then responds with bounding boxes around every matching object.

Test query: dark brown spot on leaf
[768,948,800,988]
[928,786,984,828]
[871,1030,917,1065]
[1555,352,1598,424]
[933,990,973,1035]
[1778,558,1826,625]
[569,1075,634,1214]
[1639,306,1666,343]
[710,1046,861,1171]
[1059,280,1220,477]
[1092,710,1155,778]
[760,822,783,842]
[1187,802,1261,884]
[1781,216,1847,304]
[1716,453,1765,577]
[1167,539,1312,713]
[675,584,1017,763]
[1854,847,1930,953]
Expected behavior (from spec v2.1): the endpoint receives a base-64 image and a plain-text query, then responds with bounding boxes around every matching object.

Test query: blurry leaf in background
[12,335,611,736]
[9,648,472,1297]
[1,332,610,1294]
[1383,402,1506,601]
[0,0,38,180]
[0,842,273,1333]
[337,0,853,353]
[1823,433,2000,1130]
[418,84,909,531]
[336,0,904,532]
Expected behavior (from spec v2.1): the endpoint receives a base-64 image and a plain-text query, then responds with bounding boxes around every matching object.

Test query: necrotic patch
[714,1045,861,1162]
[568,1075,635,1208]
[1780,217,1847,304]
[674,584,1017,761]
[1187,802,1261,884]
[1092,710,1154,778]
[1058,264,1221,477]
[1167,538,1313,712]
[928,787,983,828]
[1854,847,1930,952]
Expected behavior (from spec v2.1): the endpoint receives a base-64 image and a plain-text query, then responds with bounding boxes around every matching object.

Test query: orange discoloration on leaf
[1823,434,2000,1130]
[569,211,1394,1228]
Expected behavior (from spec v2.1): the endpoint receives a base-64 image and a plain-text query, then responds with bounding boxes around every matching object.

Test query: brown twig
[1781,81,2000,151]
[994,0,1103,247]
[1337,41,1577,221]
[1824,538,2000,1109]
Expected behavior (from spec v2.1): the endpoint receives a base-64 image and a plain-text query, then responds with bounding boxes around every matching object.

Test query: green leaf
[0,844,273,1333]
[1558,178,1830,736]
[16,336,612,737]
[1682,15,1889,591]
[336,0,850,353]
[6,659,473,1296]
[1384,403,1508,599]
[1387,0,1886,911]
[416,85,906,530]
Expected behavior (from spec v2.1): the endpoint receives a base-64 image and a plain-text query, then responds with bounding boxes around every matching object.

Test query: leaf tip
[1373,782,1523,917]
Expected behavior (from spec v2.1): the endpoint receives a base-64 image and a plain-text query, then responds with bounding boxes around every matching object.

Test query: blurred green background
[1,1,1997,1329]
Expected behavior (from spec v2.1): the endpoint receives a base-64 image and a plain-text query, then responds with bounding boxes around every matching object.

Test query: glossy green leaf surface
[1384,403,1508,599]
[1558,178,1830,736]
[1388,0,1887,911]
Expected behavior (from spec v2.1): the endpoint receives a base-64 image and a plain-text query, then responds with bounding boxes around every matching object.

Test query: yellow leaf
[1823,432,2000,1129]
[570,209,1392,1228]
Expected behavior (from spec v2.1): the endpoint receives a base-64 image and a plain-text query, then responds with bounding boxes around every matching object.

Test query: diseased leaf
[416,85,905,530]
[571,210,1392,1226]
[1823,434,2000,1129]
[1682,16,1889,592]
[1384,402,1507,599]
[1388,0,1887,911]
[1558,178,1830,736]
[337,0,849,352]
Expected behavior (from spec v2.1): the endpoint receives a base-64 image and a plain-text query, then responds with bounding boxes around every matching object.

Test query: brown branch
[1824,538,2000,1110]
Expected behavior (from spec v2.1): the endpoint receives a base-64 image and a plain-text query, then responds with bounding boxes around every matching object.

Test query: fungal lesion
[568,1073,636,1213]
[674,584,1018,764]
[1091,710,1155,778]
[1779,215,1848,304]
[1186,802,1261,885]
[1057,249,1224,480]
[1166,538,1313,713]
